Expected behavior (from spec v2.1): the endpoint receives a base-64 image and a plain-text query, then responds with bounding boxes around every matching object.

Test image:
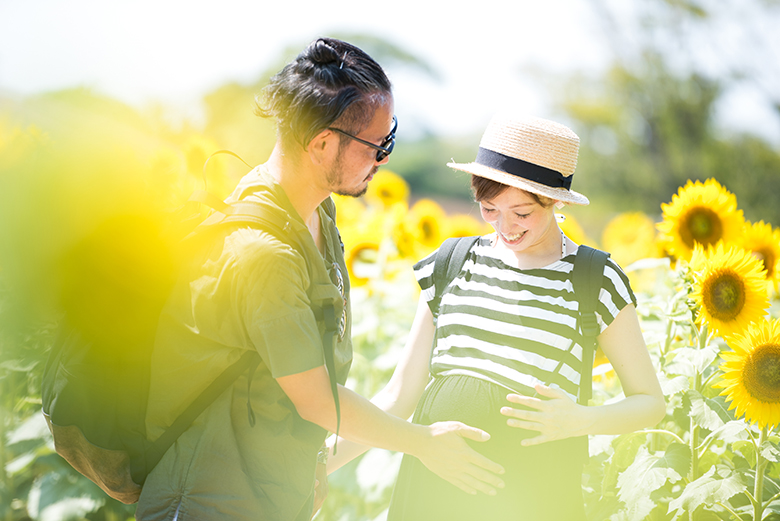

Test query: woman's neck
[497,226,566,270]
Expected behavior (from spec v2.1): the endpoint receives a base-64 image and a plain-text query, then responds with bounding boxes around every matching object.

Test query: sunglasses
[328,116,397,162]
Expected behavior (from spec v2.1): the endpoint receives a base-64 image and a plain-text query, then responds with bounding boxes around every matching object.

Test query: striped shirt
[414,236,636,400]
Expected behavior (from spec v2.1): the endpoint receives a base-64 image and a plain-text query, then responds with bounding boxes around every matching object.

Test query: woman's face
[479,186,559,254]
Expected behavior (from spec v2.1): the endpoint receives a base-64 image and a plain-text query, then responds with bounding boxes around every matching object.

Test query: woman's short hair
[471,175,555,208]
[255,38,392,151]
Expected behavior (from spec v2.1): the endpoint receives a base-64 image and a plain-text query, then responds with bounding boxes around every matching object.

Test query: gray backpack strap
[431,236,479,317]
[571,245,610,405]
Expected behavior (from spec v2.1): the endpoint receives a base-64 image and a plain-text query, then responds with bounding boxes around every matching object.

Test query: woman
[327,114,665,520]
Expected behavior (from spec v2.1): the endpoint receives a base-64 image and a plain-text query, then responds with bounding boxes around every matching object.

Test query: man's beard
[326,154,375,198]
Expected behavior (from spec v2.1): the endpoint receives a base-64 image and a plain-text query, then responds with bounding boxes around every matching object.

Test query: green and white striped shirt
[414,236,636,400]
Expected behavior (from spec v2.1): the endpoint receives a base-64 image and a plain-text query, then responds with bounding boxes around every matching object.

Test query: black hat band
[475,147,572,190]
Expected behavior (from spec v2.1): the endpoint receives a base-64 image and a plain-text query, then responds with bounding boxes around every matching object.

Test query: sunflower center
[757,248,775,278]
[681,207,722,248]
[742,344,780,403]
[421,220,435,241]
[702,271,745,320]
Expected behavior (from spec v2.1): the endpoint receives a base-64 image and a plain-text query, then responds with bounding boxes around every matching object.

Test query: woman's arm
[500,304,666,445]
[325,295,437,473]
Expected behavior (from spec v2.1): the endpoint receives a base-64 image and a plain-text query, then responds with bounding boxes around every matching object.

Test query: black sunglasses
[328,116,397,162]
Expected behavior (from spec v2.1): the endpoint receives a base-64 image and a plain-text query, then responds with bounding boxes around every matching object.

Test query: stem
[697,433,717,458]
[642,429,686,445]
[689,322,708,521]
[700,370,718,390]
[0,374,12,521]
[662,317,674,358]
[754,426,768,521]
[691,323,706,477]
[717,501,747,521]
[690,377,700,481]
[765,489,780,507]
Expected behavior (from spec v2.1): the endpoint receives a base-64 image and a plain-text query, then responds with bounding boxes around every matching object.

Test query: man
[136,38,504,521]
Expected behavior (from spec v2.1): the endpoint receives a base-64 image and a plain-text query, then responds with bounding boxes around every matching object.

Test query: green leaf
[602,432,649,493]
[733,440,757,467]
[668,466,747,516]
[652,442,692,476]
[760,440,780,463]
[6,412,50,445]
[707,420,749,445]
[667,346,719,377]
[5,451,36,476]
[705,395,737,424]
[27,470,106,521]
[688,391,730,431]
[618,446,685,520]
[658,373,690,396]
[0,359,38,372]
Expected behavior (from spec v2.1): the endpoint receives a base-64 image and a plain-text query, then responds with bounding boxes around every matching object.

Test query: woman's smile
[499,230,527,244]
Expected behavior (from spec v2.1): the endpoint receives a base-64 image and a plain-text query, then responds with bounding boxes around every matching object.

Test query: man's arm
[325,296,435,474]
[277,366,505,496]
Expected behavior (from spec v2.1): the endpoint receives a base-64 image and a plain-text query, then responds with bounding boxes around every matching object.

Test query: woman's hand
[500,384,591,446]
[415,421,506,496]
[311,461,328,518]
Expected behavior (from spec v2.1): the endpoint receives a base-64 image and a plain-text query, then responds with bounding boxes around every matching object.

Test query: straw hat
[447,114,589,206]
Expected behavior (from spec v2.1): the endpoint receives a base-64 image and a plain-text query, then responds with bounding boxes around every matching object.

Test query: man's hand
[415,421,505,496]
[311,462,328,518]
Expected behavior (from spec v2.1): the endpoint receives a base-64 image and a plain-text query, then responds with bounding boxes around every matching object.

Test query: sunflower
[690,242,769,338]
[657,178,745,262]
[447,214,490,239]
[365,169,410,209]
[344,233,382,287]
[557,213,594,247]
[408,199,447,252]
[601,212,660,267]
[715,318,780,429]
[331,194,367,233]
[739,220,780,292]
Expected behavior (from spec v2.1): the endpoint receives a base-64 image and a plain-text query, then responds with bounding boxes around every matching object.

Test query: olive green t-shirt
[136,166,352,521]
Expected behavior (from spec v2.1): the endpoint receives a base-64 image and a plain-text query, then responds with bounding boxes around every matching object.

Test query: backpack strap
[571,245,610,405]
[147,198,343,465]
[225,199,344,445]
[134,349,261,484]
[431,236,480,317]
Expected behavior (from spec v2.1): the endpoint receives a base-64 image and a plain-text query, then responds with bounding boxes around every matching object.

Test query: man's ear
[308,129,338,166]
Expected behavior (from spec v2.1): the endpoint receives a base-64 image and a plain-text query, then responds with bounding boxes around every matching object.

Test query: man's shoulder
[223,226,304,270]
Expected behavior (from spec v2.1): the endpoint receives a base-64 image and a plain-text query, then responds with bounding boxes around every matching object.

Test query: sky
[1,0,779,142]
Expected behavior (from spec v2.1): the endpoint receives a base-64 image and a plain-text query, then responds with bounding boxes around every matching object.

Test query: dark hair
[255,37,392,150]
[471,175,555,208]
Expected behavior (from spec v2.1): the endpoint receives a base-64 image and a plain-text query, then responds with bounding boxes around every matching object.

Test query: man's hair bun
[309,39,341,66]
[256,37,391,149]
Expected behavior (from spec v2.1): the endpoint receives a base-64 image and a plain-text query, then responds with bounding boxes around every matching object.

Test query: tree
[555,0,780,225]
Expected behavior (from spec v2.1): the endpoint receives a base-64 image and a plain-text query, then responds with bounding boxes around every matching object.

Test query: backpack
[41,189,343,505]
[431,236,610,405]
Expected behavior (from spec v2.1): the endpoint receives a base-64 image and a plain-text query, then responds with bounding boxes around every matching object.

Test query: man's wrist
[404,423,430,459]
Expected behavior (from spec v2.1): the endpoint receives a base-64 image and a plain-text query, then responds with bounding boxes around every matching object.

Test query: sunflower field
[2,99,780,521]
